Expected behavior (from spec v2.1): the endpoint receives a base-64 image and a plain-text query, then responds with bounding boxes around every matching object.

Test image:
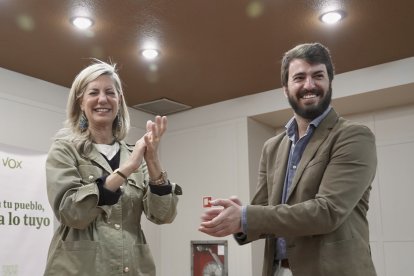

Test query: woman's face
[80,74,121,130]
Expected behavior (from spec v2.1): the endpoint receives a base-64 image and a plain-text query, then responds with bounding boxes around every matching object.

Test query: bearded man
[199,43,377,276]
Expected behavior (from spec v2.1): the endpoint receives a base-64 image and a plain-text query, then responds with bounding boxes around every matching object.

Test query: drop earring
[117,114,122,129]
[79,112,89,131]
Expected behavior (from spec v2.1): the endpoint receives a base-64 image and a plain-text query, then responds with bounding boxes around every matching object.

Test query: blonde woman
[44,60,181,276]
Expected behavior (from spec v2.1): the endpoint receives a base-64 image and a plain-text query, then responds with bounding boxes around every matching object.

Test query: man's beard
[287,86,332,120]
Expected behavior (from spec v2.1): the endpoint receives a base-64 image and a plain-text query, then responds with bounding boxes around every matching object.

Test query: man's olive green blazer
[237,109,377,276]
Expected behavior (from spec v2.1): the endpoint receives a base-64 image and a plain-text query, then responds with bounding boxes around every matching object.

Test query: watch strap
[113,168,127,180]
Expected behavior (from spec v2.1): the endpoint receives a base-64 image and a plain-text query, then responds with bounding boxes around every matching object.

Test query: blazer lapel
[270,135,291,205]
[286,109,338,201]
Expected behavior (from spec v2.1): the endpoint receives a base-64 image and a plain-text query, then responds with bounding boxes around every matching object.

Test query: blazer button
[123,267,129,273]
[114,223,121,230]
[89,175,94,180]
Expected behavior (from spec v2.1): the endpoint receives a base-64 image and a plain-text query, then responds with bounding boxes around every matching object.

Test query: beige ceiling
[1,0,413,114]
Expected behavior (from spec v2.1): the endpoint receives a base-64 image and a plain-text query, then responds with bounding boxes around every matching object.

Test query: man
[199,43,377,276]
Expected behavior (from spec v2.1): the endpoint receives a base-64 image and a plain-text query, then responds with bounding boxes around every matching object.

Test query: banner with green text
[0,144,53,276]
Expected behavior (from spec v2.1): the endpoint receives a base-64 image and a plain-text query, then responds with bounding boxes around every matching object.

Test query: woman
[44,60,181,276]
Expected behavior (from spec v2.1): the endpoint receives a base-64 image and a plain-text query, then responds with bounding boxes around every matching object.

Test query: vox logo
[2,157,23,169]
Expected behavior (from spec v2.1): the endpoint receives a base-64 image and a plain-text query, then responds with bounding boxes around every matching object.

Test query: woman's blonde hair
[55,59,130,155]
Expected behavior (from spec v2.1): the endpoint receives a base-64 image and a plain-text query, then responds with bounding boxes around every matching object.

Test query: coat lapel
[286,109,338,201]
[89,145,114,174]
[118,141,130,169]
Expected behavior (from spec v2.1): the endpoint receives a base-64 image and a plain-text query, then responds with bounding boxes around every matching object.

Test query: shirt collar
[285,106,332,139]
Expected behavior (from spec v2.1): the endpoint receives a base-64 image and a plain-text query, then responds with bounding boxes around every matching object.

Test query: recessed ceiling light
[141,49,159,60]
[320,11,344,24]
[71,17,93,30]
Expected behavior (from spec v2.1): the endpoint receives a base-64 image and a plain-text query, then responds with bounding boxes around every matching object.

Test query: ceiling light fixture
[320,11,344,24]
[141,49,160,60]
[71,17,94,29]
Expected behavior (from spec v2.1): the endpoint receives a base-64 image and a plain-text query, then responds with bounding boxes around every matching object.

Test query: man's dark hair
[281,42,335,87]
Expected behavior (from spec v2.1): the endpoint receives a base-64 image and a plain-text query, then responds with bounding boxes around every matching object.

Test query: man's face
[284,59,331,120]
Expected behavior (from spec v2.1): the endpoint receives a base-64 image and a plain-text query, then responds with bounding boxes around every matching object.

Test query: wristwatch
[113,168,127,180]
[149,170,168,185]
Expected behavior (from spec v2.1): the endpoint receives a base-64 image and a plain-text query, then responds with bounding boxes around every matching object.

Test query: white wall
[0,67,67,152]
[159,118,252,275]
[1,57,413,276]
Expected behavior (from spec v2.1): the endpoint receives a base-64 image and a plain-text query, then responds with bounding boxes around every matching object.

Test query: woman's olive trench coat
[44,139,181,276]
